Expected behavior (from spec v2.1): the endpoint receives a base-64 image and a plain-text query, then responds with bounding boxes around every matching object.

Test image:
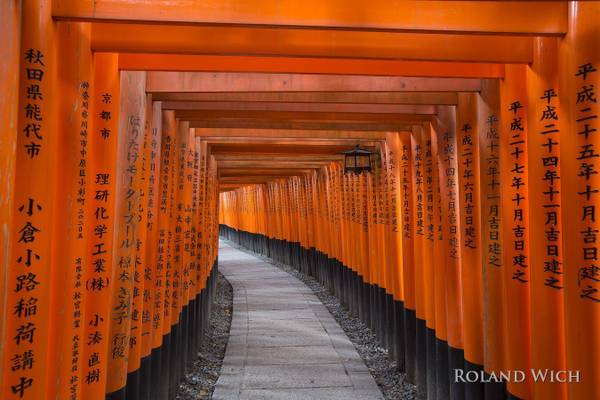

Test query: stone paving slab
[212,241,383,400]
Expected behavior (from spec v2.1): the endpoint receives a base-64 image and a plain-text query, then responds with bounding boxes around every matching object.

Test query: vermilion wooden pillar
[141,101,162,400]
[478,79,506,400]
[2,0,56,398]
[558,3,600,399]
[456,92,484,400]
[106,71,147,399]
[48,21,92,400]
[526,37,567,400]
[0,3,22,389]
[436,108,464,400]
[410,124,428,399]
[82,52,119,400]
[500,64,532,400]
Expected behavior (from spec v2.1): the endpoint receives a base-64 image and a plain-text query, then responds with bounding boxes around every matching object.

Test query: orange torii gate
[1,1,599,400]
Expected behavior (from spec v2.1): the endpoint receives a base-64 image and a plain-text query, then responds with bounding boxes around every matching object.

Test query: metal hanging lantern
[343,144,373,175]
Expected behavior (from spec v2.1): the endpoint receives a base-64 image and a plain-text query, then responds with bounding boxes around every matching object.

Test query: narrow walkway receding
[213,241,384,400]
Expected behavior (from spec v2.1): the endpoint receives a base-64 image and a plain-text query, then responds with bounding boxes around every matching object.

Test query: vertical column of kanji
[372,154,383,330]
[478,80,506,400]
[431,119,449,400]
[150,109,172,396]
[2,0,54,397]
[356,171,365,317]
[382,142,396,350]
[366,165,377,326]
[106,71,147,400]
[159,110,177,400]
[377,150,389,326]
[185,128,196,366]
[379,143,392,345]
[526,37,567,400]
[386,132,406,368]
[126,92,153,400]
[456,93,484,400]
[335,165,344,265]
[422,124,437,399]
[558,3,600,398]
[436,109,464,400]
[399,131,416,381]
[82,53,119,400]
[360,171,371,319]
[358,171,369,321]
[47,21,92,400]
[167,120,187,398]
[500,65,533,400]
[209,157,219,268]
[410,125,427,398]
[189,136,200,357]
[196,140,207,297]
[0,3,22,389]
[141,101,162,400]
[345,171,354,308]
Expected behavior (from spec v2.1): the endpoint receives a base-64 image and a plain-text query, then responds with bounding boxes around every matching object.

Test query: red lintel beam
[119,54,504,79]
[163,102,437,115]
[174,110,432,123]
[52,0,566,35]
[196,129,388,140]
[189,120,414,131]
[92,24,532,64]
[146,72,481,93]
[152,92,459,105]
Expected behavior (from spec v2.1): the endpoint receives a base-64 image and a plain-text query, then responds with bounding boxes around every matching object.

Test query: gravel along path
[175,271,233,400]
[229,242,417,400]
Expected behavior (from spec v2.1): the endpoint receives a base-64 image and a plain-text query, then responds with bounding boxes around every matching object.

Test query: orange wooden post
[1,0,56,398]
[500,64,533,400]
[0,3,22,390]
[456,92,484,400]
[380,142,394,349]
[526,37,567,400]
[161,110,178,399]
[386,132,406,368]
[106,71,147,398]
[478,80,506,400]
[125,92,154,398]
[558,3,600,398]
[431,119,449,400]
[421,124,437,399]
[47,21,92,400]
[81,52,120,400]
[141,100,162,398]
[150,109,174,396]
[410,125,428,397]
[435,109,464,400]
[399,131,416,382]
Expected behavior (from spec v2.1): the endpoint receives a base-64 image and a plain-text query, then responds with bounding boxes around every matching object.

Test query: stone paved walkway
[213,241,384,400]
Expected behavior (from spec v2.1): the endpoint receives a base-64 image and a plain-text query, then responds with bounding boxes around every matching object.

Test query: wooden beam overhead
[195,129,389,140]
[153,92,459,105]
[209,145,371,156]
[190,120,414,131]
[146,72,481,93]
[203,138,380,147]
[176,110,432,124]
[93,24,532,63]
[219,168,316,177]
[119,54,504,79]
[164,101,437,115]
[52,0,566,35]
[214,155,344,162]
[217,161,329,168]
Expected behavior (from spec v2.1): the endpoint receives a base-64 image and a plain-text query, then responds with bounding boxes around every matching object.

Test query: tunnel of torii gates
[0,1,599,400]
